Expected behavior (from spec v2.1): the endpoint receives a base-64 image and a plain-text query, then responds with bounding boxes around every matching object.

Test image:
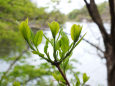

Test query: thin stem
[53,38,57,61]
[60,43,75,63]
[56,65,70,86]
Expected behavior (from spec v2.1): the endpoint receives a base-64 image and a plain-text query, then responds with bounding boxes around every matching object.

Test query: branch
[97,50,104,59]
[109,0,115,50]
[56,65,70,86]
[83,38,104,53]
[109,0,115,34]
[84,0,109,47]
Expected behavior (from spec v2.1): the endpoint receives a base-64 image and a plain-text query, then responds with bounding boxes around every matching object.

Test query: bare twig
[84,0,109,50]
[82,38,104,53]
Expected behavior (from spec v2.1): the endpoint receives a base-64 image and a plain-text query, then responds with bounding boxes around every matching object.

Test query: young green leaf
[19,18,31,42]
[48,21,60,38]
[82,73,89,85]
[52,73,60,82]
[19,19,35,50]
[59,49,63,58]
[60,36,69,53]
[56,28,63,41]
[13,81,20,86]
[62,56,70,72]
[44,40,49,54]
[52,73,65,83]
[71,24,82,42]
[33,30,43,47]
[75,33,86,47]
[75,74,80,86]
[56,40,61,50]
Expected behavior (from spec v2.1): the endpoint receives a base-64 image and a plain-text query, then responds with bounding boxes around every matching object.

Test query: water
[0,22,110,86]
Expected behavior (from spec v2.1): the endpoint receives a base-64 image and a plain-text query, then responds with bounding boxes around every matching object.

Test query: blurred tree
[68,6,89,21]
[0,0,66,57]
[83,0,115,86]
[68,1,110,22]
[0,63,53,86]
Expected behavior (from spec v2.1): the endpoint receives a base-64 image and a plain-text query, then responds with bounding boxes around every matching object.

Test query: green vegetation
[1,63,53,86]
[68,1,109,22]
[0,0,90,85]
[0,0,66,57]
[18,19,89,86]
[68,6,89,21]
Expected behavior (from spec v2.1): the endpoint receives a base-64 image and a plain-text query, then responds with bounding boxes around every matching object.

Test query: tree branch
[109,0,115,50]
[56,65,70,86]
[82,38,104,53]
[84,0,109,49]
[109,0,115,34]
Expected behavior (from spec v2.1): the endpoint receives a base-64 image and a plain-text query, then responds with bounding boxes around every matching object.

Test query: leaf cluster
[19,19,88,86]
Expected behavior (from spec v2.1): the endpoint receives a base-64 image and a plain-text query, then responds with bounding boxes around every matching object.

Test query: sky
[32,0,107,14]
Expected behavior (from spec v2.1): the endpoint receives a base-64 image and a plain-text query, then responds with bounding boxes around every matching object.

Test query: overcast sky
[32,0,107,14]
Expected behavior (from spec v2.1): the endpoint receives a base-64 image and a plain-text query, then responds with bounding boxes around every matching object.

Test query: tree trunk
[106,51,115,86]
[104,43,115,86]
[83,0,115,86]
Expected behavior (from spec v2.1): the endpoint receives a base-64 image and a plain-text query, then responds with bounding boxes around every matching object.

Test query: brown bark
[83,0,115,86]
[106,50,115,86]
[109,0,115,51]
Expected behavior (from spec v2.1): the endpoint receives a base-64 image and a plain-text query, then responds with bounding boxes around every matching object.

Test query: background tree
[83,0,115,86]
[68,1,110,22]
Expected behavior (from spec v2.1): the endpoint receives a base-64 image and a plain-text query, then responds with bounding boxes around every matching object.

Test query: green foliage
[13,81,20,86]
[74,73,89,86]
[97,1,109,15]
[52,73,65,83]
[0,0,45,21]
[0,0,66,58]
[75,74,80,86]
[48,21,60,38]
[82,73,90,85]
[44,40,49,54]
[19,19,31,42]
[68,1,109,22]
[71,24,82,42]
[68,6,89,21]
[48,10,66,25]
[33,30,43,47]
[0,63,52,86]
[60,35,69,53]
[0,26,26,57]
[9,64,51,79]
[19,19,88,86]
